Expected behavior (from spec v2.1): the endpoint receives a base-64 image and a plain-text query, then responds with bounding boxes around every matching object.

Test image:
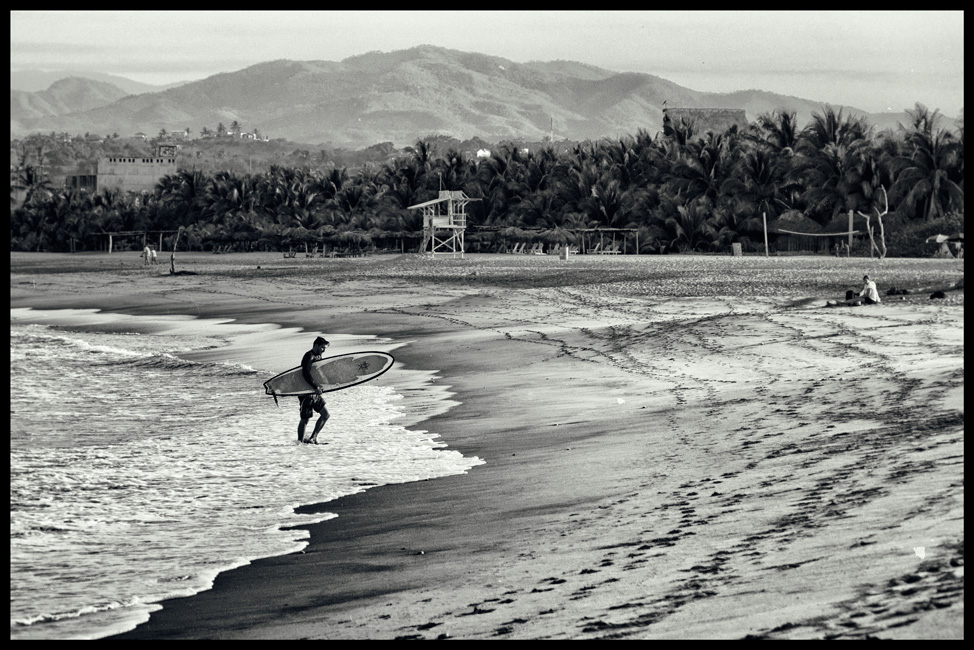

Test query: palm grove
[10,104,964,257]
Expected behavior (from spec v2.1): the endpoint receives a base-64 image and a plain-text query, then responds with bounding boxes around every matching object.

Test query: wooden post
[170,227,181,274]
[848,210,853,256]
[108,234,113,254]
[762,212,769,257]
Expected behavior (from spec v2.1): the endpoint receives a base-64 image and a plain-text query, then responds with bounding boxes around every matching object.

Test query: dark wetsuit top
[298,349,325,418]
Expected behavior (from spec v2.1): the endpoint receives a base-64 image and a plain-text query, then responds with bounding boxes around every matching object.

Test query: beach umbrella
[498,226,530,243]
[315,224,337,238]
[281,226,316,250]
[539,227,576,245]
[336,230,373,250]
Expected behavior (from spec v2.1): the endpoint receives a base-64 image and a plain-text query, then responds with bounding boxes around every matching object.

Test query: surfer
[298,336,331,444]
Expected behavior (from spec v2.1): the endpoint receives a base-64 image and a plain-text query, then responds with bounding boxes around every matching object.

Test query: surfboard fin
[271,391,280,407]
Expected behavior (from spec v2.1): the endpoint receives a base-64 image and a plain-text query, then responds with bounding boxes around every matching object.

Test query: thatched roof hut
[767,210,823,234]
[768,211,840,254]
[663,107,749,136]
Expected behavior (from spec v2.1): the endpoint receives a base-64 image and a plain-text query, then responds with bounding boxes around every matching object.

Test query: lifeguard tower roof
[407,190,473,211]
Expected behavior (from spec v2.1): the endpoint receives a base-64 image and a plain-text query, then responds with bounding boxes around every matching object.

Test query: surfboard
[263,351,395,398]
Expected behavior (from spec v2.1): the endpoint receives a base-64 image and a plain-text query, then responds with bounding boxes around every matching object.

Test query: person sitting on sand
[298,336,331,444]
[859,275,881,305]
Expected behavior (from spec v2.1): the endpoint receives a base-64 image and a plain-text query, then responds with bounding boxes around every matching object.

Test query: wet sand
[10,251,964,639]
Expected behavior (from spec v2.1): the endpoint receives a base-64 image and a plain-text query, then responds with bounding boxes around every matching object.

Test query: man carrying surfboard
[298,336,331,444]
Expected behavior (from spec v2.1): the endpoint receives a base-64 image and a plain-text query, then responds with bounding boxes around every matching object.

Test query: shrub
[884,212,965,257]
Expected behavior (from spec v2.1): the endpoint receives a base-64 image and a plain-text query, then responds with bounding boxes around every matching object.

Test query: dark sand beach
[10,251,964,639]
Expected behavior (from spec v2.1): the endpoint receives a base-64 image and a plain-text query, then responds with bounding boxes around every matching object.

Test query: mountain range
[9,45,952,149]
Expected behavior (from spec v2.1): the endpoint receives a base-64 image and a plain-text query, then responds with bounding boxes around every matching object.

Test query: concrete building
[66,145,177,193]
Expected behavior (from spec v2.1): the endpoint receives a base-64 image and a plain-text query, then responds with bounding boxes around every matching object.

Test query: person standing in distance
[298,336,330,444]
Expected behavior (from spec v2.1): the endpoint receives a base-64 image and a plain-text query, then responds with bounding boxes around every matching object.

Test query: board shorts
[299,393,326,419]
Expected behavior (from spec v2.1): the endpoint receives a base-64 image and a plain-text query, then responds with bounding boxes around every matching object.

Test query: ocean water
[9,308,484,640]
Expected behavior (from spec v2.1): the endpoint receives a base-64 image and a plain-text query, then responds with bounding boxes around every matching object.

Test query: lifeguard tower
[408,190,478,258]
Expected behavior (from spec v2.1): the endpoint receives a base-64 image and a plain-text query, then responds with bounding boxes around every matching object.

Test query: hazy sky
[10,10,964,116]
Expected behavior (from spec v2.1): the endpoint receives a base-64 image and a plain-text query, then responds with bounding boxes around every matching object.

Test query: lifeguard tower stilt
[408,190,478,258]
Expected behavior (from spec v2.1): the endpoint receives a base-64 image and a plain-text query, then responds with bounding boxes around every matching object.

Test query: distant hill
[10,69,186,95]
[8,46,960,148]
[11,77,132,124]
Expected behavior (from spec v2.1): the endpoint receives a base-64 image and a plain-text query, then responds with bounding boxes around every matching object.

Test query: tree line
[10,104,964,256]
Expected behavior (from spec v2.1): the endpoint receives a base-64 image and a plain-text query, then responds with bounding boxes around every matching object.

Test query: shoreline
[9,306,459,432]
[11,252,964,639]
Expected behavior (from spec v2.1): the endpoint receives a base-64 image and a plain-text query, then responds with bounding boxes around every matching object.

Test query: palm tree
[378,156,426,231]
[157,169,208,226]
[790,107,875,225]
[792,142,856,225]
[890,126,964,220]
[330,178,379,223]
[10,163,53,206]
[898,102,942,141]
[61,189,95,251]
[663,198,718,252]
[11,139,54,206]
[553,159,601,228]
[203,171,260,228]
[587,177,639,229]
[797,105,872,155]
[432,148,472,192]
[475,144,530,226]
[722,147,792,241]
[751,109,801,155]
[404,139,436,188]
[665,131,737,205]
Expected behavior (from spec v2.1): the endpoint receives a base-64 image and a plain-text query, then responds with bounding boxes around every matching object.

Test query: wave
[11,324,258,377]
[110,353,259,377]
[11,595,150,628]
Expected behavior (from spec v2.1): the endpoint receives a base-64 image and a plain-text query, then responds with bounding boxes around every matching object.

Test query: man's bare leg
[307,410,329,444]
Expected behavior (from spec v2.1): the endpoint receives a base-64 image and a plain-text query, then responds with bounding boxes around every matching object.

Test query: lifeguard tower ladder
[408,190,478,258]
